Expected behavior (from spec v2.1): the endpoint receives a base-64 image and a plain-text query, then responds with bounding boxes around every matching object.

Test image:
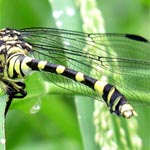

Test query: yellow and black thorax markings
[0,28,31,55]
[0,28,32,79]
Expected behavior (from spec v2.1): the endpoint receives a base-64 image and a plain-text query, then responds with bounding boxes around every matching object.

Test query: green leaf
[0,0,149,150]
[75,96,99,150]
[0,94,7,150]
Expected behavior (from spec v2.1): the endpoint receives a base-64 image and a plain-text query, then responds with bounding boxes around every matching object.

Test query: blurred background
[0,0,149,150]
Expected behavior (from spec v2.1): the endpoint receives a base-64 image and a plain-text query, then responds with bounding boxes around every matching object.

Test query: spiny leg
[5,81,27,116]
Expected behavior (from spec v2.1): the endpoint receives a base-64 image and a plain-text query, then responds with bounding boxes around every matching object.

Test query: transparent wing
[19,27,150,107]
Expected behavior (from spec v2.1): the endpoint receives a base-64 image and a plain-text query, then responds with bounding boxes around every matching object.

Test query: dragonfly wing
[20,28,150,107]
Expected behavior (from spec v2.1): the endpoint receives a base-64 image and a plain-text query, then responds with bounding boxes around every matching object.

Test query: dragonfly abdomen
[7,52,137,118]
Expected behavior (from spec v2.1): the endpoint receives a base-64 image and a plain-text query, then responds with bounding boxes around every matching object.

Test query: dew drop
[30,104,41,114]
[77,115,81,119]
[63,40,70,46]
[102,75,107,82]
[53,10,63,19]
[65,7,75,16]
[56,20,62,28]
[0,137,6,144]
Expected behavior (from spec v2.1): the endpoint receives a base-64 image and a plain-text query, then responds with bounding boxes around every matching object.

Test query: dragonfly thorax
[0,28,32,56]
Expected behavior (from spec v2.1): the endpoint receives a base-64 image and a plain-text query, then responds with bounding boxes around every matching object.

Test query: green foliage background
[0,0,149,150]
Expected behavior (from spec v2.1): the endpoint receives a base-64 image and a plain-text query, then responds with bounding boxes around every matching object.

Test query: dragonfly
[0,27,149,118]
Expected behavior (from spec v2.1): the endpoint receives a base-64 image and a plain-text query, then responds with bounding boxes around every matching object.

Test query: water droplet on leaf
[0,137,6,144]
[30,103,41,114]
